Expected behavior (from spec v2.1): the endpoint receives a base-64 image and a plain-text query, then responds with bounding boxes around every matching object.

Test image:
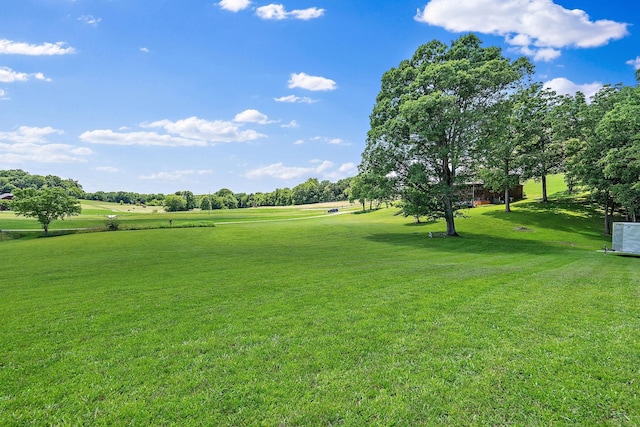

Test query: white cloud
[244,160,355,181]
[96,166,119,173]
[0,66,51,83]
[81,115,267,146]
[0,126,92,164]
[0,39,76,55]
[218,0,251,12]
[626,57,640,70]
[140,47,150,53]
[288,72,336,91]
[310,136,350,146]
[274,95,317,104]
[256,4,325,20]
[293,139,304,145]
[327,138,349,146]
[78,15,101,26]
[140,169,213,181]
[233,109,272,124]
[80,129,203,147]
[144,116,266,143]
[544,77,603,99]
[281,120,299,128]
[415,0,629,61]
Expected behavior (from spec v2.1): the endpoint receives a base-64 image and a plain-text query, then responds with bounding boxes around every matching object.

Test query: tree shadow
[480,198,605,239]
[364,230,590,256]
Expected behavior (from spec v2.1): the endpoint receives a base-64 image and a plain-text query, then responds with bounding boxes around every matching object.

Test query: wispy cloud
[0,39,76,55]
[0,126,92,164]
[281,120,299,128]
[274,95,317,104]
[0,66,51,83]
[244,160,355,181]
[78,15,101,26]
[218,0,251,12]
[256,4,325,20]
[139,47,150,53]
[140,169,213,181]
[81,115,267,147]
[288,72,336,91]
[415,0,629,61]
[626,56,640,70]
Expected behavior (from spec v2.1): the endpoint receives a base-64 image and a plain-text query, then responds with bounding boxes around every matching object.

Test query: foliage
[163,194,187,212]
[176,190,197,210]
[104,217,120,231]
[11,187,82,233]
[0,169,84,196]
[564,84,639,233]
[361,34,533,235]
[199,195,211,211]
[598,87,640,221]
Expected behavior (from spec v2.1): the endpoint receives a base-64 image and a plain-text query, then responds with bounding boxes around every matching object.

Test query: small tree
[163,194,187,212]
[12,187,81,234]
[200,195,211,211]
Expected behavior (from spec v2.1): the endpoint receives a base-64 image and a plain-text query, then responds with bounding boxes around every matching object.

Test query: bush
[105,217,120,231]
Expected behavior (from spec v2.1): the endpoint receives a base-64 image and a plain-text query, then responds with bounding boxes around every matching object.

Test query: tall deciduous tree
[565,85,629,234]
[598,87,640,221]
[360,34,532,235]
[11,187,81,234]
[475,87,532,213]
[519,86,567,203]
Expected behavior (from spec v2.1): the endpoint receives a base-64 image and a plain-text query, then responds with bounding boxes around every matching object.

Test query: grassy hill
[1,177,639,425]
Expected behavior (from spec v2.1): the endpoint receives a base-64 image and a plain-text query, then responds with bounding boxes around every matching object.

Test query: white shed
[612,222,640,255]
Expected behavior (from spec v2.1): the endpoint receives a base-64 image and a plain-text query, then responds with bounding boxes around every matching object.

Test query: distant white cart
[611,222,640,255]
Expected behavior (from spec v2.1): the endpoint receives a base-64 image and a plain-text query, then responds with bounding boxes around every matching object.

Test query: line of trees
[163,178,354,212]
[1,170,355,213]
[358,34,640,235]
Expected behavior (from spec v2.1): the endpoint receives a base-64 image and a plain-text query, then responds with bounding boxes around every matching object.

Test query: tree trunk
[504,187,511,213]
[443,196,458,236]
[541,175,548,203]
[604,197,613,235]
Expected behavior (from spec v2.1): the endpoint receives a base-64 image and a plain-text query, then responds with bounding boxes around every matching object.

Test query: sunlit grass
[1,178,639,425]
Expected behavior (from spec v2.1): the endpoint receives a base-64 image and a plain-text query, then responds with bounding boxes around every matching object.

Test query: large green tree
[11,187,81,234]
[598,87,640,222]
[519,86,567,203]
[475,87,530,213]
[565,85,630,234]
[360,34,533,235]
[163,194,187,212]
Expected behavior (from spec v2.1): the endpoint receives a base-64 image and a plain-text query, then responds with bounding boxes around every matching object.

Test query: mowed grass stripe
[2,194,640,424]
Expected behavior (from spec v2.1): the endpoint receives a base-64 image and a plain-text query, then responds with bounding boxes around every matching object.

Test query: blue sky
[1,0,638,195]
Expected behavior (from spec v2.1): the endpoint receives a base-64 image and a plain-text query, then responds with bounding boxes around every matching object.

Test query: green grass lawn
[1,178,639,425]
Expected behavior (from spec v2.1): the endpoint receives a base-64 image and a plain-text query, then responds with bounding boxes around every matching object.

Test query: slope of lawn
[1,178,639,425]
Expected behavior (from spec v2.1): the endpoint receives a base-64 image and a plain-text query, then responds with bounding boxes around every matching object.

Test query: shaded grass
[1,183,639,425]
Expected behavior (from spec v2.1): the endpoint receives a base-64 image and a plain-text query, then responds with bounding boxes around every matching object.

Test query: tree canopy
[360,34,533,235]
[11,187,82,233]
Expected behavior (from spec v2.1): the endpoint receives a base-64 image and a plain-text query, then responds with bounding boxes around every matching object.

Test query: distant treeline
[0,169,84,196]
[0,170,354,211]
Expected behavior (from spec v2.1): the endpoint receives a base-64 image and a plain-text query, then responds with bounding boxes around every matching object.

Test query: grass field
[1,176,639,425]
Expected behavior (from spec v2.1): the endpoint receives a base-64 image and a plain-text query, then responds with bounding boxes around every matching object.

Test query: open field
[2,177,640,425]
[0,200,359,234]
